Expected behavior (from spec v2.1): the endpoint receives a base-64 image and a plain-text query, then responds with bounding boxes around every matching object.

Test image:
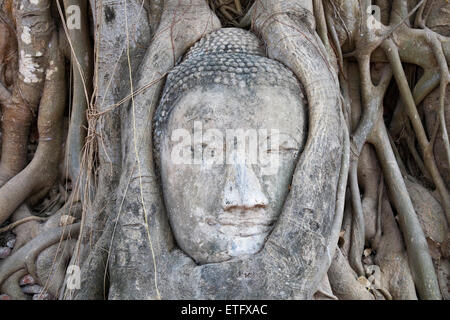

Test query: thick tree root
[0,223,80,296]
[382,39,450,224]
[0,32,66,225]
[358,144,381,244]
[0,0,53,185]
[328,248,375,300]
[61,0,93,183]
[10,205,42,253]
[36,238,77,297]
[369,118,441,300]
[374,194,417,300]
[106,0,221,299]
[0,269,27,300]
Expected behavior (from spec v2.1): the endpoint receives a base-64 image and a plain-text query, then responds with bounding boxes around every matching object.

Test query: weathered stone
[19,274,36,286]
[0,247,11,259]
[21,284,44,295]
[154,28,307,264]
[6,238,15,249]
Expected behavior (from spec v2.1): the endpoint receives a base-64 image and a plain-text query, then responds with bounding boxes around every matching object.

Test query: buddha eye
[279,139,299,152]
[262,133,299,154]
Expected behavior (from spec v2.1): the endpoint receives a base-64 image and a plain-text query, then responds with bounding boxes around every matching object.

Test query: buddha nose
[222,153,269,211]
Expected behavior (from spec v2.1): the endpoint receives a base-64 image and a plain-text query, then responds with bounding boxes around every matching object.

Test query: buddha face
[159,84,307,264]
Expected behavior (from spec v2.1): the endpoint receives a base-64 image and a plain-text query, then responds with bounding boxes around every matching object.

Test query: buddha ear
[252,0,349,298]
[106,0,221,299]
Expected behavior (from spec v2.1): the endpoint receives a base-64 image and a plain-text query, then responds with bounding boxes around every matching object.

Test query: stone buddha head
[153,28,308,264]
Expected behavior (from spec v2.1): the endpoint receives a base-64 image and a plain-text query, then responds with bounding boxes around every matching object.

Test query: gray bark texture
[0,0,449,301]
[73,0,347,300]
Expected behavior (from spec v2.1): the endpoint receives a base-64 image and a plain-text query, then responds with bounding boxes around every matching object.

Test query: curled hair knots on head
[152,28,306,170]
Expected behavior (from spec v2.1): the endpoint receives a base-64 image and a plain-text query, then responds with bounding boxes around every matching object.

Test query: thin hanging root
[0,32,65,226]
[349,163,365,276]
[0,0,53,185]
[368,116,441,300]
[0,216,47,234]
[382,39,450,224]
[0,223,80,290]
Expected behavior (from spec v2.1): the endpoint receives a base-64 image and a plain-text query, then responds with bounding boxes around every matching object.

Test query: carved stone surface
[154,28,308,264]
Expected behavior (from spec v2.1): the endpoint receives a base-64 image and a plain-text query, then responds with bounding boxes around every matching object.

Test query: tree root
[344,11,392,276]
[107,0,221,299]
[10,205,42,253]
[36,238,77,297]
[0,31,66,225]
[369,116,441,299]
[328,248,375,300]
[423,86,450,188]
[374,193,417,300]
[0,223,80,294]
[0,0,53,185]
[358,144,381,243]
[405,177,448,245]
[416,0,450,169]
[339,192,353,258]
[349,162,365,276]
[69,221,113,300]
[382,39,450,224]
[0,269,27,300]
[0,216,47,234]
[61,0,93,184]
